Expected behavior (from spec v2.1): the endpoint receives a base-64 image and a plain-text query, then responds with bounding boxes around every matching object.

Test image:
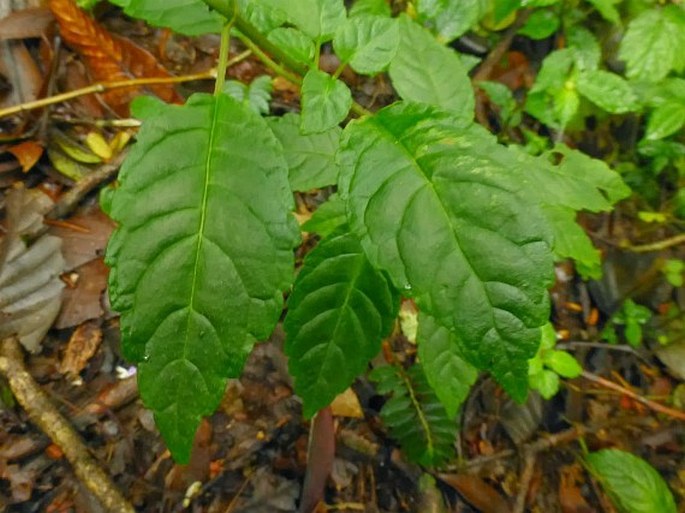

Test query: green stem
[203,0,308,75]
[214,23,232,95]
[234,31,302,85]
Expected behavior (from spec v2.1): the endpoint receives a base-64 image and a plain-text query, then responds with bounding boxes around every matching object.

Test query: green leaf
[646,101,685,140]
[105,93,299,462]
[350,0,391,17]
[371,363,457,466]
[529,369,559,399]
[300,69,352,134]
[261,0,346,41]
[301,194,347,237]
[284,229,398,417]
[107,0,224,35]
[223,76,273,115]
[577,70,639,114]
[416,0,486,43]
[389,15,474,122]
[333,15,399,75]
[567,26,601,71]
[619,6,685,82]
[238,0,287,33]
[587,449,677,513]
[543,350,582,378]
[585,0,620,24]
[267,28,316,66]
[267,113,341,191]
[518,9,560,40]
[542,205,602,279]
[417,312,478,418]
[339,102,554,400]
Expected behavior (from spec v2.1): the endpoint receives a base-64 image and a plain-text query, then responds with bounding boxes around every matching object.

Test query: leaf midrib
[182,98,220,362]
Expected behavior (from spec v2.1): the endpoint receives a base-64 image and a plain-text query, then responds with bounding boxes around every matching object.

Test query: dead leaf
[49,205,115,269]
[7,140,43,172]
[0,185,64,352]
[330,387,363,418]
[55,258,108,329]
[559,464,595,513]
[0,7,54,40]
[438,473,512,513]
[60,319,102,377]
[48,0,182,116]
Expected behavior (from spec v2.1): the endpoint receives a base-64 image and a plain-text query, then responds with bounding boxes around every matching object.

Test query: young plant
[103,0,629,462]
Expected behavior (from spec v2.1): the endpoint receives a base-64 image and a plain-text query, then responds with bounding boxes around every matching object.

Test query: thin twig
[47,149,128,219]
[513,449,537,513]
[0,70,216,119]
[473,9,532,82]
[0,337,135,513]
[624,233,685,253]
[581,370,685,421]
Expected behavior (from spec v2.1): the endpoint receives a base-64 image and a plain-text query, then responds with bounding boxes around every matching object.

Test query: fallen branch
[0,337,136,513]
[581,370,685,421]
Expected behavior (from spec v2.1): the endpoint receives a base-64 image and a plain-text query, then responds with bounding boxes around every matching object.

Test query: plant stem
[214,22,232,95]
[202,0,307,76]
[234,31,302,85]
[625,233,685,253]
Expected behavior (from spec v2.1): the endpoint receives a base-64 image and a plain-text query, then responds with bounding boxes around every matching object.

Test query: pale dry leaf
[0,186,65,352]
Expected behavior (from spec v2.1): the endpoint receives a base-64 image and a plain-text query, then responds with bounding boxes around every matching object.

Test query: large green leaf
[284,229,398,417]
[619,6,685,82]
[389,15,474,122]
[587,449,677,513]
[646,101,685,141]
[108,0,224,35]
[267,113,341,191]
[333,15,399,75]
[417,312,477,418]
[300,69,352,134]
[339,102,554,400]
[106,93,299,462]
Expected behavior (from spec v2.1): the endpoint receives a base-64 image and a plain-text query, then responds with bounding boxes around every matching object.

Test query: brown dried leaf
[7,140,43,172]
[48,0,182,116]
[55,258,108,329]
[0,7,54,40]
[60,319,102,377]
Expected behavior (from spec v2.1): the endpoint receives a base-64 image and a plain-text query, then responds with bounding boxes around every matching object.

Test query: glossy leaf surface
[106,94,298,462]
[417,313,477,418]
[339,102,554,400]
[284,229,398,417]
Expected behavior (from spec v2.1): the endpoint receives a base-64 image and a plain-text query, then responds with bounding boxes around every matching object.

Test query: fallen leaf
[49,205,115,270]
[55,258,109,329]
[7,140,43,172]
[0,185,64,352]
[330,387,363,418]
[60,319,102,377]
[48,0,182,116]
[0,7,54,40]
